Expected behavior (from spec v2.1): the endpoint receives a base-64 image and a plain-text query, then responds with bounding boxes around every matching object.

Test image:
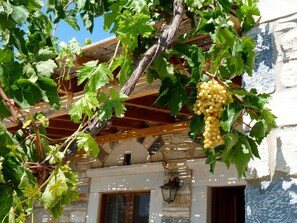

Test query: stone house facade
[30,0,297,222]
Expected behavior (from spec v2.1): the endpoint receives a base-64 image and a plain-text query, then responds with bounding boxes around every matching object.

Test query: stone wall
[244,5,297,222]
[161,161,192,223]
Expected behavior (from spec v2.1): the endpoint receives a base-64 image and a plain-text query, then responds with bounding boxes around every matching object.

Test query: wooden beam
[124,106,175,124]
[95,121,190,143]
[111,118,145,129]
[99,127,118,135]
[48,119,80,131]
[125,97,192,116]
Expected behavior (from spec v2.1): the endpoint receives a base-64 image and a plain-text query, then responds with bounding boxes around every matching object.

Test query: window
[100,191,150,223]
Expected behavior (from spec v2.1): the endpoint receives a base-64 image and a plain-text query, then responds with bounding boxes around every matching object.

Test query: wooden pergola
[6,18,241,158]
[6,29,216,143]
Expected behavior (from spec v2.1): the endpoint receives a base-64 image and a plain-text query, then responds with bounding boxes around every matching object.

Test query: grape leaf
[233,134,253,177]
[125,0,147,13]
[35,47,57,61]
[43,165,78,219]
[205,149,217,173]
[78,61,113,92]
[46,145,64,164]
[189,114,204,140]
[36,59,57,78]
[0,184,13,222]
[13,79,43,108]
[241,36,256,76]
[109,88,128,117]
[11,4,29,26]
[221,132,238,167]
[114,53,133,85]
[37,77,61,109]
[221,103,242,132]
[250,120,265,144]
[77,132,99,157]
[22,183,40,199]
[0,100,12,120]
[236,1,260,32]
[149,56,174,79]
[97,88,127,120]
[0,49,22,87]
[155,75,189,116]
[69,92,99,123]
[64,9,80,31]
[261,107,277,133]
[171,44,204,81]
[168,86,188,116]
[0,157,5,183]
[41,169,68,209]
[247,136,260,159]
[116,11,153,51]
[103,2,123,32]
[221,132,253,177]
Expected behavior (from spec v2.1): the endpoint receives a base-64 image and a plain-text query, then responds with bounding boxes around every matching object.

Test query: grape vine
[0,0,275,221]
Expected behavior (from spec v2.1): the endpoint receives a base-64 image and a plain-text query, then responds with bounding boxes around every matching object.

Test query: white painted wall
[86,163,164,223]
[258,0,297,23]
[187,159,245,223]
[104,141,149,167]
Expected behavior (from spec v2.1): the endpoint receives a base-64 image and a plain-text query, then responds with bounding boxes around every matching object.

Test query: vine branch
[0,81,19,122]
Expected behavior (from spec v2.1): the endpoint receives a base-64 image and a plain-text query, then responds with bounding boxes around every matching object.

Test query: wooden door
[211,186,245,223]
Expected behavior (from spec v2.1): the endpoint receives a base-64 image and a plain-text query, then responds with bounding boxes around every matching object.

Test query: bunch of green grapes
[193,79,232,149]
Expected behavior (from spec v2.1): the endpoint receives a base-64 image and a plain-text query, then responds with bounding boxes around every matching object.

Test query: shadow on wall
[243,23,278,94]
[245,134,297,222]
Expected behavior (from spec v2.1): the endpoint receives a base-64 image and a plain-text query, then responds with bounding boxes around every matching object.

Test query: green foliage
[69,92,99,123]
[77,61,113,92]
[155,74,190,116]
[0,0,276,221]
[98,88,128,120]
[77,132,99,157]
[41,165,79,219]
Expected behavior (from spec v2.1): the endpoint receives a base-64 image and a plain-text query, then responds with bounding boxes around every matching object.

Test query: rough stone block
[175,194,191,206]
[58,214,70,223]
[269,89,297,126]
[76,162,91,171]
[280,29,297,53]
[280,59,297,88]
[245,180,297,223]
[243,23,275,94]
[70,211,86,223]
[91,159,103,168]
[28,209,55,223]
[161,217,190,223]
[161,217,173,223]
[143,136,157,149]
[176,219,190,223]
[102,143,112,154]
[275,22,297,33]
[275,126,297,175]
[246,139,270,179]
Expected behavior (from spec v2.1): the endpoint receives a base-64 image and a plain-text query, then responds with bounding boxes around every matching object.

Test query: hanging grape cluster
[193,79,233,149]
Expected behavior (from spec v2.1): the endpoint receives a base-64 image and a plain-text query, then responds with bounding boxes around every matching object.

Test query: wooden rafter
[123,105,176,124]
[95,121,190,143]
